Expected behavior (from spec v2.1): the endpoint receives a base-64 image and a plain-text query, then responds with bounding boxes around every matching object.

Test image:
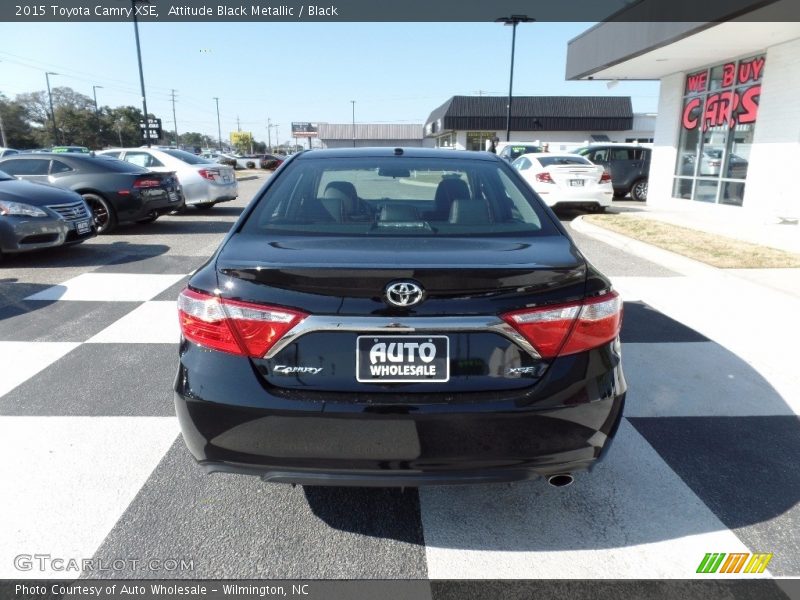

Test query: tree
[101,106,145,148]
[230,131,254,154]
[0,94,36,149]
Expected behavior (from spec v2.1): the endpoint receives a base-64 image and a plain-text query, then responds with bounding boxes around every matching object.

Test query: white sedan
[97,147,238,210]
[511,153,612,212]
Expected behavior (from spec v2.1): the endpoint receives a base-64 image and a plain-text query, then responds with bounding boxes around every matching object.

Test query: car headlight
[0,200,49,217]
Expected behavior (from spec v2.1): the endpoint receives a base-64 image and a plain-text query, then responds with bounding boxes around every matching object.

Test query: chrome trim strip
[263,315,542,360]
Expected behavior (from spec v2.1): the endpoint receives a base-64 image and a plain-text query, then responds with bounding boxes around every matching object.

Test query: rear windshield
[536,156,593,167]
[162,149,213,165]
[241,156,559,237]
[509,145,542,160]
[89,157,149,173]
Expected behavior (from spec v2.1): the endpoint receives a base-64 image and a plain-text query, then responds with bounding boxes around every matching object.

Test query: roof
[293,147,501,161]
[425,96,634,134]
[317,123,423,141]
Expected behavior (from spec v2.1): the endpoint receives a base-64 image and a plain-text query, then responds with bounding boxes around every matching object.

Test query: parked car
[51,145,91,154]
[573,143,651,201]
[0,168,95,258]
[98,147,237,210]
[497,142,544,162]
[174,147,626,487]
[0,147,20,158]
[512,153,612,212]
[200,151,239,169]
[680,149,749,178]
[0,153,183,233]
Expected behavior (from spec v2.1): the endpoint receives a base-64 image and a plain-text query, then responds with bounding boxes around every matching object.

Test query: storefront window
[466,131,496,152]
[674,55,764,207]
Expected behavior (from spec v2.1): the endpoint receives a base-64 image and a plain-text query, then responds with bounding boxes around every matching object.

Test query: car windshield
[162,149,214,165]
[536,156,593,167]
[242,156,558,237]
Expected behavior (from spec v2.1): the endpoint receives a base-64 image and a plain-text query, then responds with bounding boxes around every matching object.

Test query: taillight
[133,177,162,189]
[198,169,219,181]
[501,291,622,359]
[535,172,555,184]
[599,171,612,183]
[177,288,307,357]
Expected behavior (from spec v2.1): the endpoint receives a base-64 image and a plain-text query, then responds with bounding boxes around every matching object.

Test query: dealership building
[566,7,800,217]
[424,95,655,151]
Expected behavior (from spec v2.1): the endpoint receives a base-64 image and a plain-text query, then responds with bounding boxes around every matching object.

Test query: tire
[593,205,607,213]
[136,211,159,224]
[195,202,215,210]
[82,193,117,234]
[246,161,256,169]
[630,179,648,202]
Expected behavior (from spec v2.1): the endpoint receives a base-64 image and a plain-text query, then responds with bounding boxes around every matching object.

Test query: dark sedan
[0,169,95,257]
[0,153,183,233]
[175,148,626,487]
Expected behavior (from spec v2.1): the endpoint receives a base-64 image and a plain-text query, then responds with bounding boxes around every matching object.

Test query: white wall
[649,72,684,206]
[744,37,800,218]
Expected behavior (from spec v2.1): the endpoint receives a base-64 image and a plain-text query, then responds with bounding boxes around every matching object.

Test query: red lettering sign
[722,62,736,87]
[686,71,708,93]
[682,97,702,130]
[738,85,760,124]
[682,85,761,131]
[737,57,766,85]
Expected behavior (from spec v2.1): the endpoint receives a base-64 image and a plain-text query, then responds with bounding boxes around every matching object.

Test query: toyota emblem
[385,281,425,308]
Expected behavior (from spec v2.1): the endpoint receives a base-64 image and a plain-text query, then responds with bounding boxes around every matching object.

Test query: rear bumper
[174,340,626,486]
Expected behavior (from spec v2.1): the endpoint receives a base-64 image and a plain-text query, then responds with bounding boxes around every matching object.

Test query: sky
[0,21,660,145]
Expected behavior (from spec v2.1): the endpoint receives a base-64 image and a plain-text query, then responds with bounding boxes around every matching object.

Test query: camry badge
[385,281,425,308]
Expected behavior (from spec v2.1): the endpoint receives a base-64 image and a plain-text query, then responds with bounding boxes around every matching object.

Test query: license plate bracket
[75,220,91,234]
[356,335,449,383]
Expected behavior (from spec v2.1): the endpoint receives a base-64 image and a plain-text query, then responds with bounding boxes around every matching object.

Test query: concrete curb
[570,215,800,299]
[570,215,715,278]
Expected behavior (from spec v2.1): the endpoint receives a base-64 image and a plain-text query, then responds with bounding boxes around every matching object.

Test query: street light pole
[45,71,58,145]
[496,15,534,142]
[350,100,356,148]
[214,97,222,151]
[131,0,151,147]
[92,85,103,115]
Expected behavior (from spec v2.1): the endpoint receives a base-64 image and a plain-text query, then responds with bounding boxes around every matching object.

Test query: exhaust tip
[547,473,574,488]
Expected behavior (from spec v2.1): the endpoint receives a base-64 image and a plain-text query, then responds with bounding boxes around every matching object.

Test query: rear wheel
[246,161,256,169]
[630,179,648,202]
[195,202,215,210]
[83,193,117,234]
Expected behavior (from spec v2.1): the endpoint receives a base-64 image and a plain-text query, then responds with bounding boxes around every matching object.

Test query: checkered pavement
[0,250,797,581]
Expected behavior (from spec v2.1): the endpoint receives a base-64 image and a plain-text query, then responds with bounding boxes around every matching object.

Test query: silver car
[97,147,238,209]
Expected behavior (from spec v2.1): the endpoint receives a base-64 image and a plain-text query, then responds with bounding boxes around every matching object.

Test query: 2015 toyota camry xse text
[174,148,626,487]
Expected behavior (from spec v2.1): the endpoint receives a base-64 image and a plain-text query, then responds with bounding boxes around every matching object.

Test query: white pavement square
[420,420,755,579]
[25,273,186,302]
[0,342,79,398]
[87,301,180,344]
[0,416,179,578]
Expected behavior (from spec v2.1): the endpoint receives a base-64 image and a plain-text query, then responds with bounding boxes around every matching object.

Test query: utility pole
[350,100,356,148]
[213,97,222,151]
[170,89,179,148]
[266,118,272,153]
[236,115,241,132]
[45,71,58,145]
[131,0,152,147]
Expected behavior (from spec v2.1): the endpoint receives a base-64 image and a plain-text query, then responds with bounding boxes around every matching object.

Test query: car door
[607,148,640,190]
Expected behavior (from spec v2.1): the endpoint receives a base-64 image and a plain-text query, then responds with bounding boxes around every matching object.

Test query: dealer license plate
[75,220,91,234]
[356,335,449,383]
[569,179,585,187]
[168,191,179,202]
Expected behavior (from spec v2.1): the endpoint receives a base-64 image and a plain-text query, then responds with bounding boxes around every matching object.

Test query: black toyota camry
[175,148,626,487]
